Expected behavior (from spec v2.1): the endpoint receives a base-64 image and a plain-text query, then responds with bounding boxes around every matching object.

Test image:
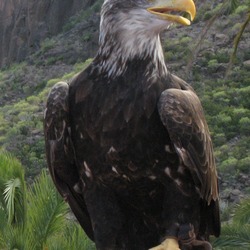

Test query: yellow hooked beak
[147,0,196,26]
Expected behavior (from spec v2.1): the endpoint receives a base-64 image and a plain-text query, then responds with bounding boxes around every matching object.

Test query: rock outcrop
[0,0,94,67]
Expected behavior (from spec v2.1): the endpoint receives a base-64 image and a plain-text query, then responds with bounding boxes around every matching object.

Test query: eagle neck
[91,33,168,80]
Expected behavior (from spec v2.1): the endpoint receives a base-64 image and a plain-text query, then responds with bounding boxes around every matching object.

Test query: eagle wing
[44,82,94,241]
[158,88,218,203]
[158,88,220,237]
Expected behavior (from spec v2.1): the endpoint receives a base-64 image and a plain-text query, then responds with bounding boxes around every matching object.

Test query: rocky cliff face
[0,0,94,68]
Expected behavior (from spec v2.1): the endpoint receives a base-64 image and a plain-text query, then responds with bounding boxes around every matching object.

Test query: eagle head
[100,0,196,37]
[96,0,196,78]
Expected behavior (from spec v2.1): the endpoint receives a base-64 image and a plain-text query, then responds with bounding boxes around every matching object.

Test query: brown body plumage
[44,0,220,249]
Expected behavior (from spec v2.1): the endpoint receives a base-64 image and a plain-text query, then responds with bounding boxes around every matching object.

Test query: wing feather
[44,82,94,241]
[158,88,219,204]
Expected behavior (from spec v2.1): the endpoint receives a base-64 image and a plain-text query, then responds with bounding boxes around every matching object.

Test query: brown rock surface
[0,0,93,67]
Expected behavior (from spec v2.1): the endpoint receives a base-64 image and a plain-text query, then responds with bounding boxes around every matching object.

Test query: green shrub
[213,133,227,146]
[237,157,250,172]
[215,50,230,63]
[207,59,219,72]
[239,117,250,135]
[81,33,92,42]
[165,51,176,61]
[219,157,238,172]
[179,36,192,45]
[234,5,249,14]
[41,38,56,53]
[213,91,230,105]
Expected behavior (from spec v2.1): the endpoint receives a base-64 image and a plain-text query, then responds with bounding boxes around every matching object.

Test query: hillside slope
[0,0,96,67]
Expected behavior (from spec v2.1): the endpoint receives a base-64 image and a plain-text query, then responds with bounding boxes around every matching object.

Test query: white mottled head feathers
[95,0,170,78]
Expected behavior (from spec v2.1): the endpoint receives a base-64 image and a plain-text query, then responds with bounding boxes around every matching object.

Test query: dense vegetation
[0,152,95,249]
[1,151,250,249]
[212,198,250,249]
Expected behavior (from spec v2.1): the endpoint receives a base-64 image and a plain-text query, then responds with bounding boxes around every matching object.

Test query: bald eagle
[44,0,220,249]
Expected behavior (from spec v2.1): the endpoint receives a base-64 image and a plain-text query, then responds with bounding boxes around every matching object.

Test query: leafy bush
[239,117,250,135]
[40,38,56,53]
[237,157,250,172]
[234,5,249,14]
[219,157,238,172]
[207,59,220,72]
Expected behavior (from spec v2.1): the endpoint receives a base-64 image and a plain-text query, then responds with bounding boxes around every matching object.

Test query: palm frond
[233,198,250,224]
[0,151,27,229]
[0,151,26,218]
[213,224,250,249]
[0,206,7,249]
[3,178,21,224]
[63,222,95,250]
[0,203,7,229]
[1,224,36,250]
[46,221,95,250]
[0,151,25,183]
[26,170,68,249]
